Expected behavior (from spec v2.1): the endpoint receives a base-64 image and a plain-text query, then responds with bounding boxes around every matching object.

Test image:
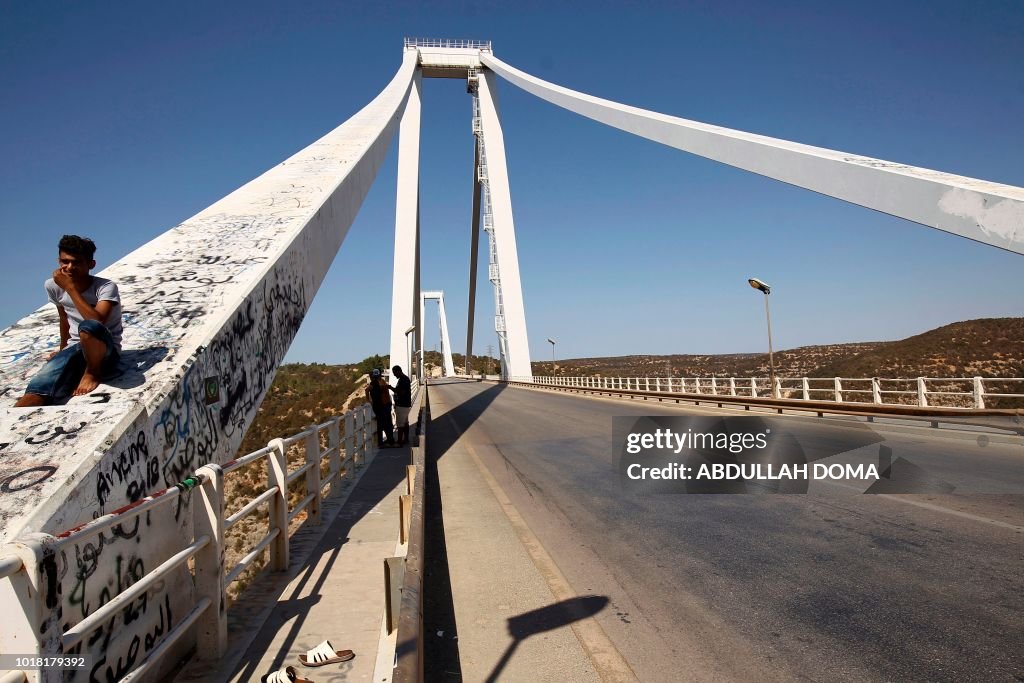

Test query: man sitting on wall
[15,235,123,406]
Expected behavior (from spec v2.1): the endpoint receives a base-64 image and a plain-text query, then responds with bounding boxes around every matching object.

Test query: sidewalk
[427,384,604,682]
[178,443,410,683]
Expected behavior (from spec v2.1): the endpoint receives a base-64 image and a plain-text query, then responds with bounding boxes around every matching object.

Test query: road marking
[819,479,1024,532]
[445,412,640,683]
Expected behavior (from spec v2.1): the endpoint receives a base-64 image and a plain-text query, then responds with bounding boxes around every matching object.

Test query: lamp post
[404,325,416,382]
[747,278,777,397]
[546,337,556,376]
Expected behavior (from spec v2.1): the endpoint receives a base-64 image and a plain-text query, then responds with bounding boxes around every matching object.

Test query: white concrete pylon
[389,70,422,378]
[0,49,420,543]
[421,291,456,376]
[476,70,534,379]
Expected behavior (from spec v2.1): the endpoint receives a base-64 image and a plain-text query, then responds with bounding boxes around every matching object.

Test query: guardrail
[517,375,1024,409]
[390,387,428,683]
[0,394,390,683]
[404,37,492,51]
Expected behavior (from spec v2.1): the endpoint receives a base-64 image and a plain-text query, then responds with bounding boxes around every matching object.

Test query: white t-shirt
[45,276,123,350]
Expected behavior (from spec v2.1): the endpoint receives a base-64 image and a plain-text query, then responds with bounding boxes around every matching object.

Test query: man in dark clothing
[390,365,413,447]
[364,369,395,447]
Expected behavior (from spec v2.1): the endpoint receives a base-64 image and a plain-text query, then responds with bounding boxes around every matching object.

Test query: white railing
[511,375,1024,409]
[404,37,492,51]
[0,394,397,682]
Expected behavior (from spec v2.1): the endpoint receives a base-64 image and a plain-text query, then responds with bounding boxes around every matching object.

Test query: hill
[531,318,1022,381]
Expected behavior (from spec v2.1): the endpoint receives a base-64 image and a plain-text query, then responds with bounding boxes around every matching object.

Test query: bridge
[0,39,1022,682]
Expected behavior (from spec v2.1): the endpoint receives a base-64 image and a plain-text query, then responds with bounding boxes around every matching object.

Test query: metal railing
[0,396,390,682]
[404,38,492,51]
[514,375,1024,409]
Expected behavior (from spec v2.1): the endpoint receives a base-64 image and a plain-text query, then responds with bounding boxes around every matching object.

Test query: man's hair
[58,235,97,260]
[392,365,404,375]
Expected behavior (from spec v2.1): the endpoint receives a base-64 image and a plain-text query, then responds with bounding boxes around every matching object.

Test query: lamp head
[748,278,771,294]
[547,338,556,345]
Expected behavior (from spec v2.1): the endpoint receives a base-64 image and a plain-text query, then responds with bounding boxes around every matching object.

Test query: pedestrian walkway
[426,380,605,682]
[178,443,411,683]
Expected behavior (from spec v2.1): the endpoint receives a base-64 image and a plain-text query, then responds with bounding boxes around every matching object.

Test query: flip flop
[261,666,311,683]
[299,640,355,667]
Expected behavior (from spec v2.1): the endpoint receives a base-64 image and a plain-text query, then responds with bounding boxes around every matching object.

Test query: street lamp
[404,325,416,382]
[747,278,777,397]
[546,337,556,375]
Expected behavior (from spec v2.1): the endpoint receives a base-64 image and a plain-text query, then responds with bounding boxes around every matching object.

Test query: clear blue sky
[2,0,1022,365]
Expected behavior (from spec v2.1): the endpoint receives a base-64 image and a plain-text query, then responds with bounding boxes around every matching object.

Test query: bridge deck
[427,378,1023,681]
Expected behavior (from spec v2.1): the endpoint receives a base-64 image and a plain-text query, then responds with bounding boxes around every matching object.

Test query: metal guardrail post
[872,378,882,404]
[773,377,782,399]
[711,377,718,394]
[361,405,373,463]
[802,377,810,401]
[730,378,737,396]
[304,428,322,525]
[327,417,342,488]
[344,411,356,479]
[917,377,928,407]
[0,533,62,682]
[834,377,843,402]
[266,438,290,571]
[750,377,758,397]
[973,377,985,409]
[193,464,227,660]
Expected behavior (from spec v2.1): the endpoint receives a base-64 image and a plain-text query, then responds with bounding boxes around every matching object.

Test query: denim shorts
[26,320,121,399]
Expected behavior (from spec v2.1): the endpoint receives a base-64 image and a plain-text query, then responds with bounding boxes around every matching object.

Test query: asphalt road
[428,378,1024,682]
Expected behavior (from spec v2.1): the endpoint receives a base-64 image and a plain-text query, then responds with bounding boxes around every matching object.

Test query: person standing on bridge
[364,369,396,447]
[390,365,412,447]
[15,235,122,407]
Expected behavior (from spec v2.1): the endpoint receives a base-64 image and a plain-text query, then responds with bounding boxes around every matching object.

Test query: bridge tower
[388,39,534,383]
[420,291,457,377]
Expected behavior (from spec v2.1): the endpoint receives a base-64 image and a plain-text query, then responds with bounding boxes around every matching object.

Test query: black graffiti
[155,270,234,286]
[1,465,58,492]
[196,254,268,267]
[65,522,141,622]
[25,421,88,445]
[86,589,172,683]
[89,392,112,404]
[96,432,159,508]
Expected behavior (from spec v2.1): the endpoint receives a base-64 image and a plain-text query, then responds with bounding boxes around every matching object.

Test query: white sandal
[299,639,355,667]
[261,665,312,683]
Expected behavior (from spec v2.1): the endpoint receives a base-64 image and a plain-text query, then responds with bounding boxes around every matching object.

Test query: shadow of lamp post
[487,595,609,683]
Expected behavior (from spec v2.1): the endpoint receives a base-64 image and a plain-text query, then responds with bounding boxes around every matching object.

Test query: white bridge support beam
[482,54,1024,255]
[390,70,422,378]
[421,291,456,377]
[0,49,419,681]
[477,70,534,378]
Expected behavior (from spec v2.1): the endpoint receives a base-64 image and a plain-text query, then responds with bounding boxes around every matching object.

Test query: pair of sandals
[261,641,355,682]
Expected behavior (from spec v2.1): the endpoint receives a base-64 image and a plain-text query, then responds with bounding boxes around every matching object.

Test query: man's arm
[47,306,71,360]
[52,271,114,324]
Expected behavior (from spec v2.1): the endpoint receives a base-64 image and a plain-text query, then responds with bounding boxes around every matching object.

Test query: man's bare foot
[73,372,100,396]
[15,393,48,407]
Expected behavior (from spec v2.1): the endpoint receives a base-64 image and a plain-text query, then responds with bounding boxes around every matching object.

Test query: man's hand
[52,268,76,292]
